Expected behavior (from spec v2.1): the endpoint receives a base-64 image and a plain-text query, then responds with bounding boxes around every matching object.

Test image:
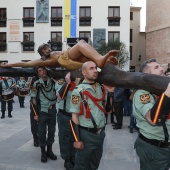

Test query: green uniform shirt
[70,80,106,128]
[55,81,64,110]
[30,89,34,98]
[133,89,170,141]
[17,79,26,88]
[32,77,57,113]
[55,81,73,113]
[2,78,15,90]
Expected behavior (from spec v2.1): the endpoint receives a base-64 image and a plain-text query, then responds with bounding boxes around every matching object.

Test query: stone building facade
[0,0,130,70]
[146,0,170,68]
[130,6,146,71]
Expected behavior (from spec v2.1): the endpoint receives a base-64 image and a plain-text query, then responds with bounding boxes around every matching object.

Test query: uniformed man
[133,59,170,170]
[32,66,57,163]
[56,73,81,170]
[17,77,27,108]
[1,77,16,118]
[29,76,39,147]
[69,61,114,170]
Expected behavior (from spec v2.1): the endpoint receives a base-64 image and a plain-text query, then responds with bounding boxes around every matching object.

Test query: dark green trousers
[38,108,57,146]
[30,103,38,135]
[1,99,13,112]
[73,128,105,170]
[18,96,25,105]
[57,111,75,160]
[134,136,170,170]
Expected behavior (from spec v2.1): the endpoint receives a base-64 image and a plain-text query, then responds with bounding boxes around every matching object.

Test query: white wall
[0,0,130,71]
[130,0,146,32]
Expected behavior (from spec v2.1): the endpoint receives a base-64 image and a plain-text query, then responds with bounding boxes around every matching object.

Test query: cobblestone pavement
[0,96,140,170]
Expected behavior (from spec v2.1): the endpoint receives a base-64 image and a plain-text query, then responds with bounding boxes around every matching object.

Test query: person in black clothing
[124,89,135,133]
[164,63,170,77]
[105,92,115,124]
[113,87,124,129]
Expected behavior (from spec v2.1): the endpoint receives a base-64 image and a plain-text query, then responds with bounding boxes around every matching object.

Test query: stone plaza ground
[0,96,140,170]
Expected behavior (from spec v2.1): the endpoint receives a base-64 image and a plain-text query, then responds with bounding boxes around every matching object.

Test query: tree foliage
[97,40,130,68]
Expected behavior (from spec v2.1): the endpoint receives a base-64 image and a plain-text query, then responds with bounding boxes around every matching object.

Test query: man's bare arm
[71,113,84,149]
[0,59,54,68]
[145,111,155,125]
[146,83,170,125]
[72,113,80,124]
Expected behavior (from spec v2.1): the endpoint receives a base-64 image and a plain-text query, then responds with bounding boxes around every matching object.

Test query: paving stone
[0,96,140,170]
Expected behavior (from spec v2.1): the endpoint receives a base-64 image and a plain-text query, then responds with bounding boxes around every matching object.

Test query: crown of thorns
[37,43,49,54]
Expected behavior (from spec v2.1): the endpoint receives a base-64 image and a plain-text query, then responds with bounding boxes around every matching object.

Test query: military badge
[140,94,151,104]
[72,95,79,104]
[58,79,64,85]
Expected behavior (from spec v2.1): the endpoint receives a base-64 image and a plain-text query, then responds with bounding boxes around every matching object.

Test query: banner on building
[93,29,106,50]
[64,0,77,39]
[9,20,21,42]
[36,0,49,23]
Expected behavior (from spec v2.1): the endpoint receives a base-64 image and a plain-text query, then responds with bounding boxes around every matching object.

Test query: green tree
[97,40,130,68]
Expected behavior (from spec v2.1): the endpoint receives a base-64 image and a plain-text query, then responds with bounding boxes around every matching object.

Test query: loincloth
[58,50,83,70]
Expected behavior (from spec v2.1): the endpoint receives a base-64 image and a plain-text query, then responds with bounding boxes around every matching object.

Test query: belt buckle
[49,105,52,109]
[159,141,170,148]
[96,128,102,134]
[158,141,163,147]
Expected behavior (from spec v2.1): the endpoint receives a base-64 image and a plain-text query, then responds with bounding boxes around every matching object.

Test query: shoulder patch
[72,95,79,104]
[140,94,151,104]
[58,79,64,85]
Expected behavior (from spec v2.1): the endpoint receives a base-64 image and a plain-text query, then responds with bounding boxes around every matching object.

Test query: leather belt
[59,109,72,117]
[48,104,56,109]
[80,125,105,134]
[139,133,170,148]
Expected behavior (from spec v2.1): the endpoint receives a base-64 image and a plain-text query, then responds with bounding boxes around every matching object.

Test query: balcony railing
[22,17,35,26]
[0,42,7,51]
[50,41,62,51]
[21,41,35,51]
[0,17,7,27]
[107,16,121,26]
[79,17,92,26]
[51,17,63,26]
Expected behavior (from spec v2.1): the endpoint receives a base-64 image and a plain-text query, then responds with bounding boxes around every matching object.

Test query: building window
[51,7,62,26]
[108,7,120,26]
[0,8,7,27]
[50,32,62,51]
[130,46,132,60]
[130,12,133,20]
[79,7,91,26]
[23,8,34,27]
[0,32,7,51]
[108,32,120,42]
[21,32,34,51]
[130,29,133,43]
[79,31,91,38]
